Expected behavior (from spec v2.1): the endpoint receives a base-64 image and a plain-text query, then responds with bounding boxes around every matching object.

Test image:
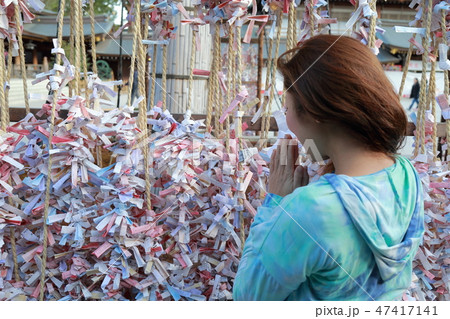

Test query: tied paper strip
[436,94,450,119]
[259,109,297,163]
[434,1,450,14]
[394,26,426,37]
[438,44,450,70]
[219,89,249,124]
[143,39,170,46]
[192,69,210,76]
[345,0,376,29]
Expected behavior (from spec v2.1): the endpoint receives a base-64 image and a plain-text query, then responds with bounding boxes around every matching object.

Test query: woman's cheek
[286,108,301,140]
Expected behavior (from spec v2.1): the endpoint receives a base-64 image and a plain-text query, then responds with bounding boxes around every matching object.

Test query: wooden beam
[6,108,439,137]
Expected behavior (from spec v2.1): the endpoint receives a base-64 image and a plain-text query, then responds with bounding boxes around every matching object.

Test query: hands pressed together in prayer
[269,134,309,197]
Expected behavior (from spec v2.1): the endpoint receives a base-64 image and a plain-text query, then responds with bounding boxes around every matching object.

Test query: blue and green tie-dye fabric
[233,155,424,301]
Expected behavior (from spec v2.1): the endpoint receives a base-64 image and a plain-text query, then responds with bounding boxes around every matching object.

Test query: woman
[233,35,424,301]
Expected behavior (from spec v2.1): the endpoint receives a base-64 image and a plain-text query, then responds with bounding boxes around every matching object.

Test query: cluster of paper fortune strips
[0,0,449,301]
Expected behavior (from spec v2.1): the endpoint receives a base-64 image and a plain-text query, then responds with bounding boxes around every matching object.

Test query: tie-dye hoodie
[233,156,424,300]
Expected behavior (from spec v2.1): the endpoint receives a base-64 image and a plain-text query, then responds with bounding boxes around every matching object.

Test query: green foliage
[42,0,120,18]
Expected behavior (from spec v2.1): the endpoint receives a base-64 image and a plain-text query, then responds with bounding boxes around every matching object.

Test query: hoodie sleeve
[233,190,326,300]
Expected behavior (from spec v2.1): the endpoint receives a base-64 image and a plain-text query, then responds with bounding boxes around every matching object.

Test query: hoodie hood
[324,157,424,281]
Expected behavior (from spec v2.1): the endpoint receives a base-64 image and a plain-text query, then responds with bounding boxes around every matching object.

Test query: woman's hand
[269,135,309,197]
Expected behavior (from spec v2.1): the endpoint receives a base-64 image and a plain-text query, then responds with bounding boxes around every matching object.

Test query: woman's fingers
[278,138,288,167]
[294,165,309,188]
[287,138,299,169]
[270,149,277,170]
[302,166,309,186]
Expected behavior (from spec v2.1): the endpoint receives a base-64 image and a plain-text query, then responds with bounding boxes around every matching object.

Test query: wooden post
[32,49,38,69]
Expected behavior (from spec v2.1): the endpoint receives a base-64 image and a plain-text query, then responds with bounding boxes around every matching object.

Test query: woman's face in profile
[285,92,328,160]
[285,92,313,143]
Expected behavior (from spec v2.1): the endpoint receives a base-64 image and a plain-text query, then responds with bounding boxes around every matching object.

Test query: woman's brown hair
[278,35,407,164]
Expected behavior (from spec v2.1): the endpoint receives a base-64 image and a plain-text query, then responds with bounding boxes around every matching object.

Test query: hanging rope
[127,4,139,106]
[234,23,246,249]
[14,2,30,113]
[286,3,294,53]
[5,42,13,124]
[149,44,157,108]
[141,14,150,112]
[88,0,102,167]
[78,0,89,100]
[352,2,358,34]
[73,0,82,96]
[0,39,19,283]
[398,40,414,98]
[187,30,196,111]
[368,0,377,49]
[440,9,450,160]
[309,0,315,37]
[263,14,282,148]
[0,39,6,131]
[428,45,438,161]
[213,24,222,136]
[225,25,235,153]
[415,0,432,157]
[292,2,297,46]
[162,44,168,111]
[205,40,216,131]
[40,0,67,301]
[69,0,75,97]
[283,1,297,107]
[89,0,97,75]
[136,8,152,214]
[260,31,273,148]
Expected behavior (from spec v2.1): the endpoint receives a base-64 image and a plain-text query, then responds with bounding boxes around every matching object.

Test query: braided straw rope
[428,48,438,161]
[162,45,168,111]
[286,3,294,53]
[352,2,358,34]
[69,0,75,97]
[309,0,315,37]
[89,0,98,75]
[415,0,432,157]
[188,30,196,111]
[0,39,19,282]
[136,8,152,213]
[14,3,30,113]
[398,40,414,98]
[73,0,82,96]
[214,25,222,136]
[260,33,273,147]
[283,1,297,107]
[263,15,282,148]
[5,42,13,124]
[127,6,139,106]
[89,0,102,167]
[142,13,149,49]
[235,24,246,249]
[225,25,235,153]
[142,13,150,111]
[292,2,297,46]
[150,44,158,108]
[441,9,450,159]
[9,221,19,282]
[40,0,67,300]
[0,39,6,131]
[78,0,89,100]
[368,0,377,49]
[205,33,216,131]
